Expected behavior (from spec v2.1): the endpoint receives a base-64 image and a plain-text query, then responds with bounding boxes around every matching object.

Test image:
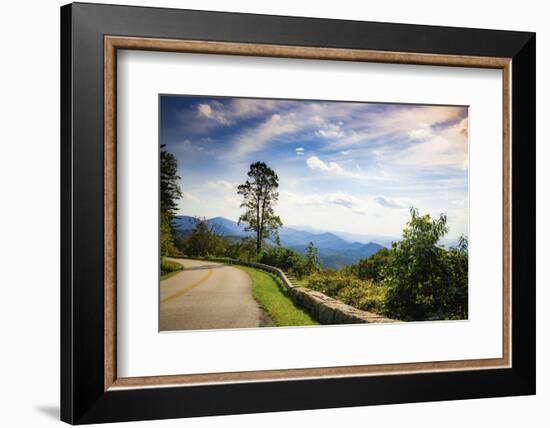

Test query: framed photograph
[61,2,535,424]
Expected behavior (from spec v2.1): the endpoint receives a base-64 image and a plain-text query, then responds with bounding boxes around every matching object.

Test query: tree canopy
[184,217,225,257]
[382,208,468,320]
[237,162,283,253]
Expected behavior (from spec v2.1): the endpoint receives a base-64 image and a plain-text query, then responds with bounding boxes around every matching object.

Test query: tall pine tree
[160,144,182,256]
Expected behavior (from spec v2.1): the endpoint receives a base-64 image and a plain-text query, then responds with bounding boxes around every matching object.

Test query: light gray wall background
[0,0,545,426]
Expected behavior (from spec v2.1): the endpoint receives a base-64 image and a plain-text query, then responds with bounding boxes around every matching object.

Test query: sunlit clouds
[306,156,344,175]
[160,96,469,238]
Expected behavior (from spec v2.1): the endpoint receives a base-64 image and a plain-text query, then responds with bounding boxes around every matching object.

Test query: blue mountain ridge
[173,215,385,268]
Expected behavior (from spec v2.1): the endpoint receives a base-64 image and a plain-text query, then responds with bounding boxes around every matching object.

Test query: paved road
[160,259,272,331]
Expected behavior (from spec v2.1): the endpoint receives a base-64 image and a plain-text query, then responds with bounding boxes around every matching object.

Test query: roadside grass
[236,266,318,327]
[160,258,184,281]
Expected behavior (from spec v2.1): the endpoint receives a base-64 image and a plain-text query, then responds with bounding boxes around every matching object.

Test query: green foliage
[302,208,468,321]
[160,145,183,258]
[160,212,179,257]
[183,218,226,257]
[254,242,320,278]
[305,242,320,274]
[307,270,387,314]
[224,237,258,262]
[160,145,183,218]
[257,245,308,277]
[236,266,317,326]
[237,162,283,253]
[382,208,468,321]
[349,248,391,282]
[160,258,184,280]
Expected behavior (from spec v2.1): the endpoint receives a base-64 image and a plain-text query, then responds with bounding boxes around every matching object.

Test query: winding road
[160,259,272,331]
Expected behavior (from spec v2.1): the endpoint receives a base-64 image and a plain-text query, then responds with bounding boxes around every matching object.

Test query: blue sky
[160,95,468,239]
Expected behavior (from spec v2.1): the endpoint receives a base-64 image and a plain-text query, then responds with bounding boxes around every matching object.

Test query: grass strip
[236,266,318,327]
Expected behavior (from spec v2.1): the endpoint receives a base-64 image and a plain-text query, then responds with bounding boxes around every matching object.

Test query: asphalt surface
[160,259,271,331]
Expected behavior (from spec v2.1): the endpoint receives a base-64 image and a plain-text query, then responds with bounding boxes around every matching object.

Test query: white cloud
[204,180,237,189]
[306,156,344,175]
[224,196,241,207]
[395,117,469,170]
[194,98,284,131]
[315,122,344,139]
[197,102,229,124]
[408,128,432,140]
[181,191,199,201]
[295,147,305,156]
[280,190,368,215]
[374,196,404,209]
[179,139,204,152]
[229,98,280,118]
[232,112,298,158]
[197,103,212,117]
[319,105,467,152]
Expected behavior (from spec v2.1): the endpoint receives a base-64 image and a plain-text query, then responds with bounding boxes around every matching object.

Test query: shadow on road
[182,264,225,271]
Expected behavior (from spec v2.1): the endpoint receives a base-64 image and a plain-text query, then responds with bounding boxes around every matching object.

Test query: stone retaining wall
[289,287,396,324]
[184,256,396,325]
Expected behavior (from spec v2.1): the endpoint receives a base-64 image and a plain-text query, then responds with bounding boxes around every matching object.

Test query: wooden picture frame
[61,2,535,424]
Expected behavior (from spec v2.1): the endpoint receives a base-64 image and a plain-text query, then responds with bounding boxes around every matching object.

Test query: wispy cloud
[231,112,299,159]
[374,196,405,209]
[162,96,469,238]
[181,191,199,201]
[315,122,345,139]
[394,117,469,170]
[281,190,368,215]
[196,98,286,127]
[178,139,204,152]
[204,180,237,189]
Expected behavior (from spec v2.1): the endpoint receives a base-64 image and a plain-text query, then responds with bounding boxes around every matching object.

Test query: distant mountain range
[173,216,385,268]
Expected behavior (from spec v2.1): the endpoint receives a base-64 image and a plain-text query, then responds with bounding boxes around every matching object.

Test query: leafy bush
[160,212,179,257]
[307,270,387,314]
[382,208,468,321]
[224,237,258,262]
[257,246,308,277]
[181,218,226,257]
[349,248,391,282]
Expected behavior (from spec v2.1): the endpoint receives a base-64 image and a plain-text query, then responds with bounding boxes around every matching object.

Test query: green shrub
[224,237,258,262]
[257,246,308,277]
[382,208,468,321]
[182,218,226,257]
[349,248,391,282]
[307,271,387,315]
[160,258,184,277]
[160,212,179,257]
